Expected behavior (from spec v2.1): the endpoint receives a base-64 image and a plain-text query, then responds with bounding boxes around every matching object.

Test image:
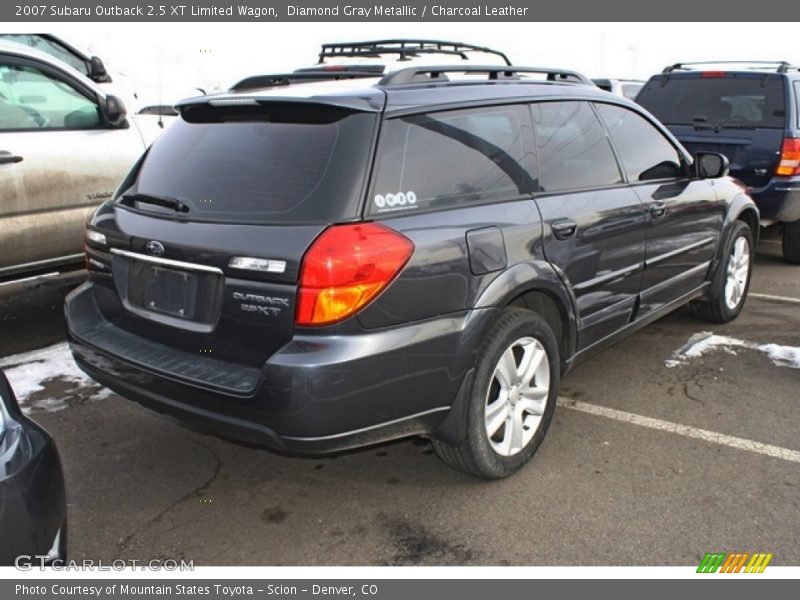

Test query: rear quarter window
[369,105,536,216]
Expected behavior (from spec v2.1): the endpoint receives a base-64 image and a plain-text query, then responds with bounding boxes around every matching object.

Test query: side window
[0,61,101,130]
[531,101,622,193]
[369,105,536,215]
[0,34,89,75]
[596,104,684,182]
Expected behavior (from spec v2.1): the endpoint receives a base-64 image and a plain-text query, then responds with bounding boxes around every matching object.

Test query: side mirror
[695,152,729,179]
[103,94,127,127]
[89,56,112,83]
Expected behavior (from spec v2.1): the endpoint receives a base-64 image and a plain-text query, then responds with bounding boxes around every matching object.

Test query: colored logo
[697,552,773,573]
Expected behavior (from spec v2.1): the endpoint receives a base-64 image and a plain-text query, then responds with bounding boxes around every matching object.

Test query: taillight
[296,223,414,326]
[776,138,800,176]
[701,71,727,78]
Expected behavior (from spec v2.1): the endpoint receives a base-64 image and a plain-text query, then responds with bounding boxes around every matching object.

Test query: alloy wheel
[484,337,550,457]
[724,236,750,310]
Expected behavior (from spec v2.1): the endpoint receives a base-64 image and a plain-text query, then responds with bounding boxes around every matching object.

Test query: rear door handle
[649,201,667,218]
[0,151,23,165]
[551,219,578,240]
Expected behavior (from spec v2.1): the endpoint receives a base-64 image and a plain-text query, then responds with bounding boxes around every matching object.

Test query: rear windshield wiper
[120,192,190,213]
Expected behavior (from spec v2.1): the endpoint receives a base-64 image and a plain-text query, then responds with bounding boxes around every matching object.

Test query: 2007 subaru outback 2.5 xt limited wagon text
[66,64,758,479]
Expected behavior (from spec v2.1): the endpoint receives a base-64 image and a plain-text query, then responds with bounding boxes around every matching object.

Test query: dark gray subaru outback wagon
[66,64,758,479]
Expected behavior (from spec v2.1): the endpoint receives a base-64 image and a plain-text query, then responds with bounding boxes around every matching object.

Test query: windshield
[637,75,786,128]
[119,106,377,224]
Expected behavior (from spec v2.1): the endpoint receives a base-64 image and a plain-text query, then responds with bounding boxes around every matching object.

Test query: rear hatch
[85,99,380,372]
[637,72,787,188]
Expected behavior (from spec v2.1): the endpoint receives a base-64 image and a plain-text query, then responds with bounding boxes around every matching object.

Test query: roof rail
[318,39,512,66]
[378,65,593,87]
[230,68,383,92]
[662,61,798,74]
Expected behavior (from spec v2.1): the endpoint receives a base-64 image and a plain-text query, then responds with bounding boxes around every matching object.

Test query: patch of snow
[0,342,111,413]
[759,343,800,369]
[667,332,800,370]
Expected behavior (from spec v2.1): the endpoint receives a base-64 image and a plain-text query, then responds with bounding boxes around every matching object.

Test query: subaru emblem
[145,240,165,257]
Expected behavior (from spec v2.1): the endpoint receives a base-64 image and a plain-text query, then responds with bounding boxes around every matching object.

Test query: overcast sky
[6,21,800,103]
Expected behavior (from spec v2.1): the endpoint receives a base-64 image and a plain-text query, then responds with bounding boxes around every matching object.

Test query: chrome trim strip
[573,262,643,292]
[110,248,223,275]
[282,407,451,442]
[645,236,716,267]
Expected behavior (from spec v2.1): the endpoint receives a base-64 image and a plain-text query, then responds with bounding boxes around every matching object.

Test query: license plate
[129,263,198,319]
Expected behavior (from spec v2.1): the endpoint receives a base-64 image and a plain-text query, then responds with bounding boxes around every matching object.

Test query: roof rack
[378,65,593,87]
[230,67,383,92]
[318,39,512,66]
[663,61,800,74]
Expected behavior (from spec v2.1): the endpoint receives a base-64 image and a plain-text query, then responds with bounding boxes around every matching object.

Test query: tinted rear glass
[637,75,786,128]
[120,106,377,224]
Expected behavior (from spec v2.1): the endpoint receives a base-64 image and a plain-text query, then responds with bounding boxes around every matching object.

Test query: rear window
[637,75,786,128]
[120,105,377,224]
[369,105,536,215]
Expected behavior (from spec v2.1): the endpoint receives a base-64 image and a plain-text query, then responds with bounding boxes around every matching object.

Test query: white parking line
[749,292,800,305]
[557,397,800,464]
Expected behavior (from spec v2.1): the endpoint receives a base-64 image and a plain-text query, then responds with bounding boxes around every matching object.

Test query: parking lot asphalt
[1,234,798,566]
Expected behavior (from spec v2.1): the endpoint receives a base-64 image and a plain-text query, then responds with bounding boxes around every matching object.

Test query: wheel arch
[733,204,760,247]
[473,261,579,371]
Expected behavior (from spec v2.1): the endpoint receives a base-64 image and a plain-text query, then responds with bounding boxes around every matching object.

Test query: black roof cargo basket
[378,65,593,87]
[663,61,800,74]
[318,39,512,66]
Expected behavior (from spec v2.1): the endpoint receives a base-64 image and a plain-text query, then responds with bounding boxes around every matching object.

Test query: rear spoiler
[175,95,384,121]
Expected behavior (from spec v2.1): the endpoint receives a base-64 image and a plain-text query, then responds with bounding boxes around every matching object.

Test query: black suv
[636,61,800,262]
[66,64,758,479]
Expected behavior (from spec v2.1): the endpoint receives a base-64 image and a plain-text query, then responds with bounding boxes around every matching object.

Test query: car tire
[432,308,559,479]
[782,220,800,264]
[690,221,753,323]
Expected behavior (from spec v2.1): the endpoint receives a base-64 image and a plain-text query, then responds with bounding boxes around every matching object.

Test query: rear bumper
[66,282,494,453]
[751,178,800,223]
[0,376,67,566]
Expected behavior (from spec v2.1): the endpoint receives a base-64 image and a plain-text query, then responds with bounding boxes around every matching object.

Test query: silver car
[0,40,146,282]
